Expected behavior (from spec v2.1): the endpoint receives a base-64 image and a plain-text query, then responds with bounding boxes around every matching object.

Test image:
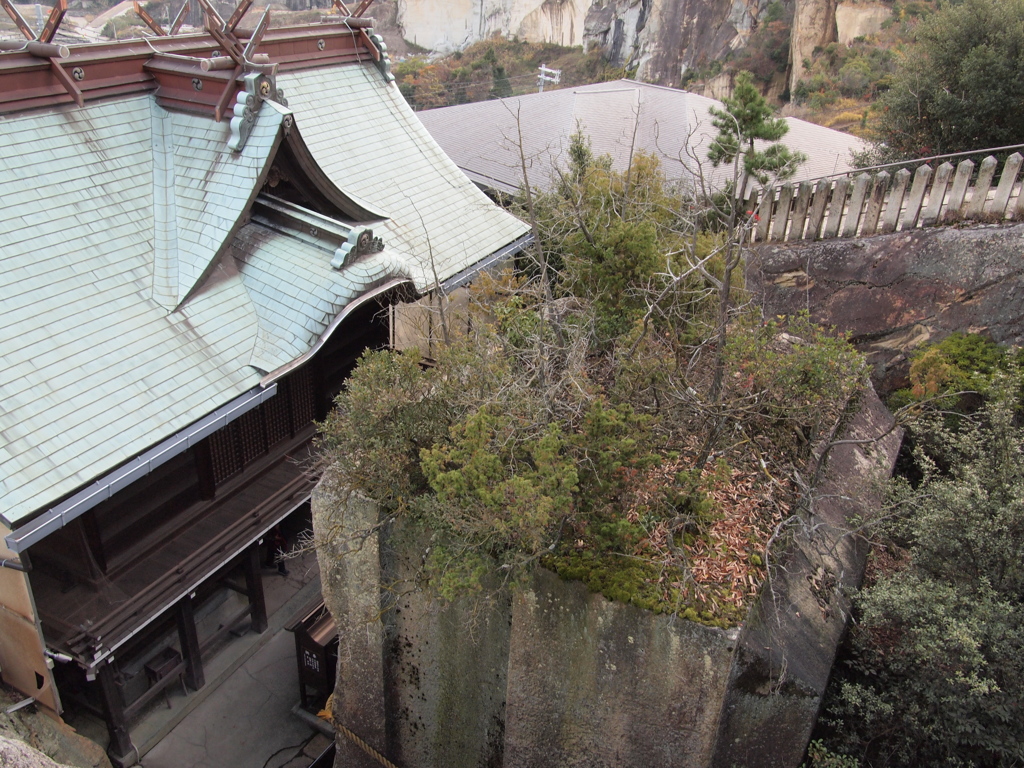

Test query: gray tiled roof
[416,80,867,194]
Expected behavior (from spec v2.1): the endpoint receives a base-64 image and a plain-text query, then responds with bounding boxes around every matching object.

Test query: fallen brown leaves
[688,470,787,608]
[627,456,791,615]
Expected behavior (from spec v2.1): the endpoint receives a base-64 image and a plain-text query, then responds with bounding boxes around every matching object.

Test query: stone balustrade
[750,152,1024,243]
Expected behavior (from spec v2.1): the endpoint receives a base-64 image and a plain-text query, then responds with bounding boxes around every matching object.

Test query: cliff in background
[388,0,889,96]
[392,0,765,85]
[395,0,589,52]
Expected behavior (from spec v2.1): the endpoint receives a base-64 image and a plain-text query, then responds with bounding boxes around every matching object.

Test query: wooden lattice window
[209,427,242,485]
[291,366,315,428]
[264,379,293,447]
[203,367,318,489]
[237,407,266,465]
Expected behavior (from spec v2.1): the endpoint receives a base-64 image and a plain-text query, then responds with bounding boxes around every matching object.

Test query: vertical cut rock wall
[504,568,735,768]
[314,386,899,768]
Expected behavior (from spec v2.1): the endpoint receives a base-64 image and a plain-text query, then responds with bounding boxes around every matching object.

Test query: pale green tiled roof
[279,64,529,289]
[232,220,413,373]
[0,96,282,526]
[171,109,281,306]
[2,63,529,531]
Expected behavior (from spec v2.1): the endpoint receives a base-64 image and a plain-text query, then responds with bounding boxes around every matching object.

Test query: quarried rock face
[0,688,111,768]
[788,0,837,94]
[711,390,900,767]
[0,736,77,768]
[379,521,512,768]
[504,568,734,768]
[312,385,899,768]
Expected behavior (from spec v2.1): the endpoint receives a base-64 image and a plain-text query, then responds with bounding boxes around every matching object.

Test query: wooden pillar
[244,542,268,633]
[96,661,134,765]
[176,595,205,690]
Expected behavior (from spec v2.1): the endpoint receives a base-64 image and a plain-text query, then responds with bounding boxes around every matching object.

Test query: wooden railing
[750,152,1024,243]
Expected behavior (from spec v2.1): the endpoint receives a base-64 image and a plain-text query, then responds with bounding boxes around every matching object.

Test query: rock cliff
[0,688,111,768]
[389,0,883,93]
[751,223,1024,394]
[312,390,900,768]
[395,0,589,52]
[393,0,766,85]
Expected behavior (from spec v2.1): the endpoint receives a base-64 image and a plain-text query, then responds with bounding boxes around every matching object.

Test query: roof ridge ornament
[331,226,384,270]
[369,31,393,84]
[228,69,287,152]
[189,0,286,148]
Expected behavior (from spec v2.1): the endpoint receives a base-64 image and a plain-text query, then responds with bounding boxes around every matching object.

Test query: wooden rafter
[331,0,373,16]
[0,17,382,115]
[241,8,270,61]
[38,0,67,44]
[0,0,81,107]
[358,28,379,61]
[49,58,83,105]
[194,0,245,63]
[213,66,242,122]
[0,0,37,40]
[169,0,191,35]
[224,0,253,34]
[133,1,166,36]
[0,40,68,55]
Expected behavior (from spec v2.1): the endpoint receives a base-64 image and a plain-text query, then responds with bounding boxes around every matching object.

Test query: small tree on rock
[700,71,806,457]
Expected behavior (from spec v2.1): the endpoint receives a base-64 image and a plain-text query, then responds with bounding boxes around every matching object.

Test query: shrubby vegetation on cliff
[393,37,623,110]
[875,0,1024,158]
[318,86,865,626]
[816,337,1024,766]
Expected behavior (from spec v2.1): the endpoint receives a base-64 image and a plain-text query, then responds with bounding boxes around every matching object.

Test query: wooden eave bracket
[49,58,83,106]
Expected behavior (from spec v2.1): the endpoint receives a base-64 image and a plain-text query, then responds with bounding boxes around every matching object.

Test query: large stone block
[315,386,900,768]
[505,567,735,768]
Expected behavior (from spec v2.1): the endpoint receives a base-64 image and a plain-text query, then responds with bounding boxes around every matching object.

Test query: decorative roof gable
[0,11,529,536]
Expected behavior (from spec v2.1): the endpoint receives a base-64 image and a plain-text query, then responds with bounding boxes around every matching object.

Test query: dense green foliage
[876,0,1024,157]
[318,105,865,623]
[818,341,1024,766]
[793,41,896,111]
[888,333,1022,412]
